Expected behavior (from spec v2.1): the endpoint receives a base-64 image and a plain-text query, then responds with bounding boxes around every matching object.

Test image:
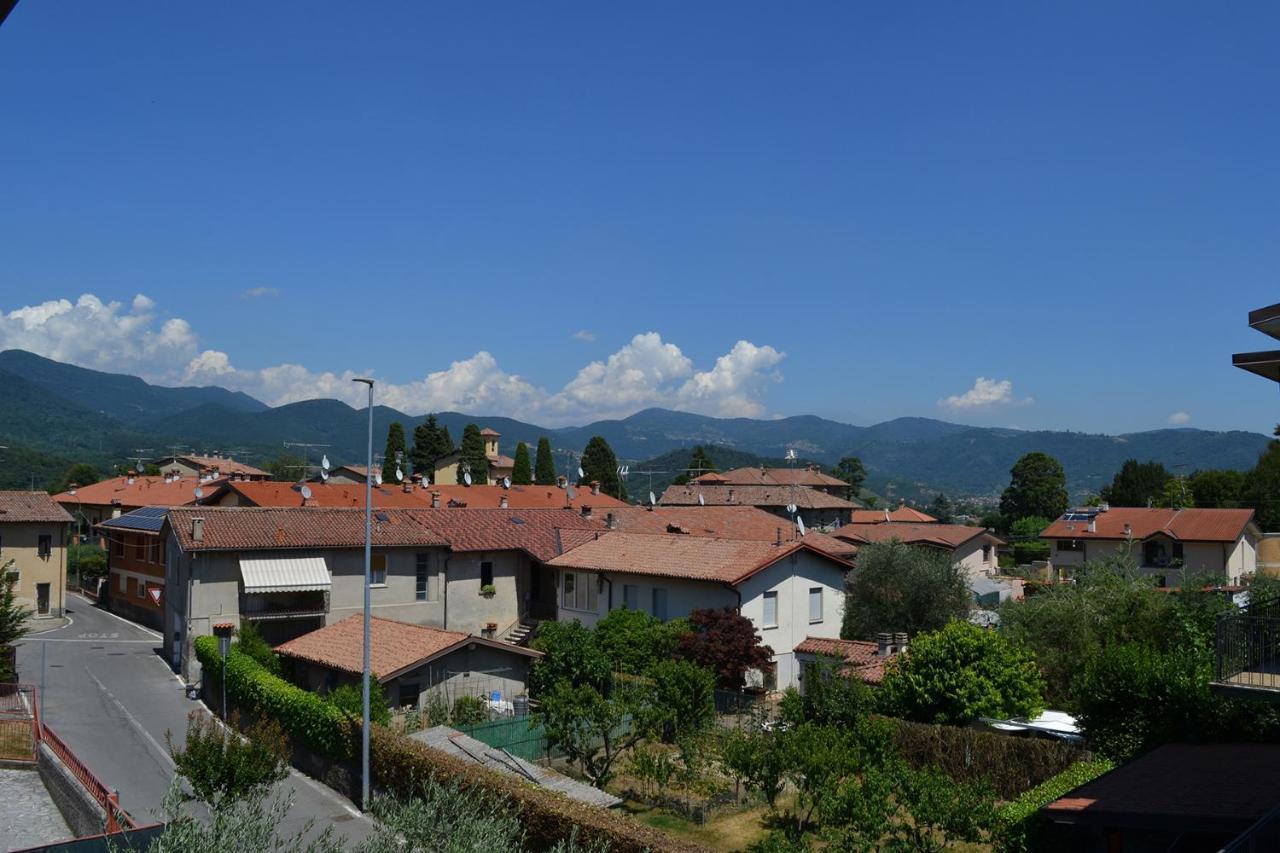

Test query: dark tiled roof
[604,506,858,559]
[658,484,856,510]
[1041,507,1256,543]
[832,522,1001,549]
[168,507,446,551]
[0,491,74,524]
[794,636,898,684]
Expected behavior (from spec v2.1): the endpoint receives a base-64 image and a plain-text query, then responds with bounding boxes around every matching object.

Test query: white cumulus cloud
[1167,411,1191,426]
[939,377,1033,412]
[2,294,785,425]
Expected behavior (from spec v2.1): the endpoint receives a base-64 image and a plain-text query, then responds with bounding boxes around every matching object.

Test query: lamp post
[351,377,375,811]
[212,622,234,719]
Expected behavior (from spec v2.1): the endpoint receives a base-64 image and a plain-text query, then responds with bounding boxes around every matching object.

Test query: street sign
[148,586,163,606]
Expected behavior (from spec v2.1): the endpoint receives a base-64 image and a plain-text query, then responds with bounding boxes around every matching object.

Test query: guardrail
[39,722,136,832]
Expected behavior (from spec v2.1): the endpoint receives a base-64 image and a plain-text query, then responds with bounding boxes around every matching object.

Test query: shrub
[594,606,688,675]
[326,682,391,726]
[1012,540,1050,565]
[451,695,488,727]
[649,659,715,742]
[167,710,289,806]
[788,655,874,728]
[878,621,1044,725]
[235,620,282,676]
[994,759,1114,853]
[529,619,611,695]
[842,540,970,639]
[677,607,773,690]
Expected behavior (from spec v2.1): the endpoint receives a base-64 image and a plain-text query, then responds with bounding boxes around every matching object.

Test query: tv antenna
[283,441,330,481]
[621,467,668,503]
[130,449,154,471]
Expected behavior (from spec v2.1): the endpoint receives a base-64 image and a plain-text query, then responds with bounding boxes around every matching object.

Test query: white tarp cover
[239,556,331,593]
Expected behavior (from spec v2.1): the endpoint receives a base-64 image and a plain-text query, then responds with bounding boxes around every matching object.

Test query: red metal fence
[39,722,135,832]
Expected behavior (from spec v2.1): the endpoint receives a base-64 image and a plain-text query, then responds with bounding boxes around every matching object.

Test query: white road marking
[32,638,156,644]
[27,614,74,635]
[69,593,162,639]
[84,668,176,771]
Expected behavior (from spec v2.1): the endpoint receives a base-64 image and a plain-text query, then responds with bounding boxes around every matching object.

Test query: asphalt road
[14,593,375,846]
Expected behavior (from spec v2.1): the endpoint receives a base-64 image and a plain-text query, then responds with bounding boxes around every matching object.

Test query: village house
[793,634,905,689]
[210,478,626,513]
[831,521,1004,580]
[657,483,857,530]
[692,466,853,498]
[847,505,938,524]
[322,464,381,485]
[546,532,853,689]
[52,472,222,537]
[603,504,859,560]
[431,428,515,486]
[1040,506,1259,584]
[153,454,270,481]
[97,507,169,630]
[0,492,73,618]
[276,614,542,711]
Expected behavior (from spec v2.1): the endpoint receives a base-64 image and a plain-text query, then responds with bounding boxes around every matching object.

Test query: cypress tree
[534,438,556,486]
[382,421,407,482]
[410,414,442,475]
[512,442,533,485]
[674,445,718,484]
[457,423,490,485]
[579,436,626,501]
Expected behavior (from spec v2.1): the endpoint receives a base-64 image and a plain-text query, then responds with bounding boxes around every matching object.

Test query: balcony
[240,591,329,621]
[1213,596,1280,698]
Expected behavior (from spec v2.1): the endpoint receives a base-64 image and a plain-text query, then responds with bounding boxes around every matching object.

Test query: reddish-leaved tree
[676,607,773,690]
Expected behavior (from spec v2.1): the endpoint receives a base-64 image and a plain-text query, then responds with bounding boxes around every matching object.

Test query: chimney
[126,473,136,486]
[191,517,205,542]
[1087,517,1097,533]
[1123,522,1132,538]
[606,512,617,530]
[893,632,909,654]
[1099,502,1110,512]
[877,632,893,657]
[431,491,441,509]
[500,495,509,509]
[727,488,735,504]
[591,480,601,496]
[776,527,782,545]
[403,480,413,494]
[557,475,568,489]
[581,505,593,519]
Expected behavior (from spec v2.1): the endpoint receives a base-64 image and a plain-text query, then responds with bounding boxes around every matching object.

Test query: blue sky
[1,3,1276,432]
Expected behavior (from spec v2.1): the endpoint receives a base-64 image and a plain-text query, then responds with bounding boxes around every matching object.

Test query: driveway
[14,594,374,845]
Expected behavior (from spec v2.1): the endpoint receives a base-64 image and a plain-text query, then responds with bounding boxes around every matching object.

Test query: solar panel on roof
[374,511,390,523]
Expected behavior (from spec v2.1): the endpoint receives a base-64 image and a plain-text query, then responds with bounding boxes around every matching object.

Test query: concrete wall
[0,520,67,618]
[1050,535,1257,583]
[37,742,107,839]
[445,550,524,635]
[954,535,999,580]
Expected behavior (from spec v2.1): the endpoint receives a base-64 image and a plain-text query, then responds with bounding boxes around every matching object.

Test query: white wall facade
[953,535,999,580]
[1049,534,1258,584]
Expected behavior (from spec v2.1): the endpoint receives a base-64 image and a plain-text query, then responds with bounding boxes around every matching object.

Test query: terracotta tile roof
[488,455,516,469]
[168,507,447,552]
[849,507,939,524]
[410,508,604,561]
[698,467,848,489]
[1043,743,1280,829]
[479,428,501,437]
[427,484,625,510]
[164,455,270,478]
[275,615,539,683]
[549,531,850,585]
[217,480,626,512]
[658,484,856,510]
[53,476,226,510]
[832,521,1000,550]
[603,506,859,559]
[794,636,898,684]
[0,491,74,524]
[1040,507,1256,543]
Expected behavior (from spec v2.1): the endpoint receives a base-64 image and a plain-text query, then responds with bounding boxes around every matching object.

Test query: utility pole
[351,378,375,811]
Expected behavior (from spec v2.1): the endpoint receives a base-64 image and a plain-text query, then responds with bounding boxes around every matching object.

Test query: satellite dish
[374,472,383,486]
[786,448,797,461]
[463,471,472,486]
[320,469,330,482]
[577,466,585,480]
[300,485,313,500]
[321,454,330,471]
[502,476,511,489]
[422,475,431,486]
[649,490,656,506]
[698,492,705,506]
[193,486,204,500]
[796,516,807,537]
[566,485,576,500]
[395,467,404,483]
[787,503,797,515]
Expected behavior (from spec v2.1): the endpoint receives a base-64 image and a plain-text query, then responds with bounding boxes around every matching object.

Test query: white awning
[239,557,331,593]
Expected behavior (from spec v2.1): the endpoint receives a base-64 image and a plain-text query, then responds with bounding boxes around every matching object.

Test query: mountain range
[0,349,1270,500]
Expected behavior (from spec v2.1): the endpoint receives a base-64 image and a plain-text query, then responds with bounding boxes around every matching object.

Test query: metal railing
[1222,802,1280,852]
[0,683,37,761]
[40,722,136,832]
[1215,596,1280,690]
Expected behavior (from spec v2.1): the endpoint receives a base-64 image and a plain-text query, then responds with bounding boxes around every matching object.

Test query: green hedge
[993,758,1114,853]
[195,634,707,852]
[885,716,1088,800]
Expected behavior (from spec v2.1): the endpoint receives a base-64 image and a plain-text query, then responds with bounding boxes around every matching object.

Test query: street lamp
[351,377,374,811]
[212,622,234,720]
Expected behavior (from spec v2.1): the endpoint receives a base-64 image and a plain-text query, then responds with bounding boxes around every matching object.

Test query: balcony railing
[1214,595,1280,695]
[240,592,328,621]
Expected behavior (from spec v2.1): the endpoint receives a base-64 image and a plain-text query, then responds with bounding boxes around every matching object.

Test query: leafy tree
[0,563,32,681]
[592,607,686,675]
[1000,452,1068,523]
[1008,515,1051,564]
[1009,516,1051,539]
[535,678,654,788]
[235,620,281,675]
[456,423,490,485]
[674,446,718,485]
[450,695,488,727]
[167,710,289,806]
[381,421,408,482]
[68,543,107,585]
[649,659,716,743]
[326,682,391,726]
[721,726,789,810]
[53,462,101,493]
[578,436,626,500]
[511,441,533,485]
[926,492,953,524]
[1156,475,1195,509]
[877,621,1044,725]
[528,620,611,695]
[140,784,344,853]
[786,656,874,728]
[677,607,774,690]
[1099,458,1170,508]
[264,452,307,482]
[841,540,970,640]
[409,414,455,477]
[1188,468,1244,509]
[1244,438,1280,531]
[835,456,866,502]
[534,437,557,486]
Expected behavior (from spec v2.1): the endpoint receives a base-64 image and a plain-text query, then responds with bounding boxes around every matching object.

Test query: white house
[1040,506,1260,584]
[830,522,1004,581]
[547,531,853,689]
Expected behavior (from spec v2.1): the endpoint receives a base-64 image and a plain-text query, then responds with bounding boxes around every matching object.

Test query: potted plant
[480,584,497,598]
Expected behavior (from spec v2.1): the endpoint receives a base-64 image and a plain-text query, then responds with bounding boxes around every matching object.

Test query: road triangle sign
[148,586,163,606]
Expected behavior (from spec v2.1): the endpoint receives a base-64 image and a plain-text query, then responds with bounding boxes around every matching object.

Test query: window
[371,554,387,586]
[4,569,17,583]
[652,588,668,621]
[119,573,127,592]
[113,538,124,558]
[762,591,778,629]
[809,587,823,623]
[150,538,162,564]
[415,553,430,601]
[398,683,420,708]
[982,544,993,563]
[1172,542,1185,562]
[562,571,598,612]
[623,584,638,610]
[480,560,494,588]
[37,535,52,558]
[1057,540,1084,553]
[136,580,146,600]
